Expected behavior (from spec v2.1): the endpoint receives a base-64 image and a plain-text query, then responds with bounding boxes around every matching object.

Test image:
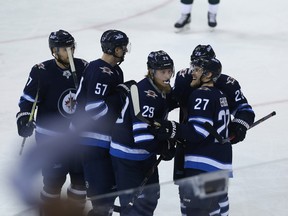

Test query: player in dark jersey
[150,56,231,215]
[110,50,175,216]
[171,44,255,215]
[173,45,255,145]
[72,29,135,216]
[16,29,88,215]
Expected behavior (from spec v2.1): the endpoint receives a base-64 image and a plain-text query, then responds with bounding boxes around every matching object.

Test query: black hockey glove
[105,80,137,123]
[229,119,249,144]
[116,80,137,99]
[149,120,180,141]
[16,112,35,138]
[160,140,176,161]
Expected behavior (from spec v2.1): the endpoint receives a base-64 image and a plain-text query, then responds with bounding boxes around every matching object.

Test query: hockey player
[174,0,220,31]
[110,50,175,216]
[173,44,255,146]
[150,56,231,215]
[16,29,88,215]
[171,44,255,215]
[72,29,135,216]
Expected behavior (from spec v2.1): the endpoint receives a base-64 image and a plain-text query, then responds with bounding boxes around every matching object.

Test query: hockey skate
[174,13,191,33]
[208,12,217,27]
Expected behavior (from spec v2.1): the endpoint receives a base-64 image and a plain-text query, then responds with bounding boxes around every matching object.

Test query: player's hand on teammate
[116,80,137,98]
[16,112,35,138]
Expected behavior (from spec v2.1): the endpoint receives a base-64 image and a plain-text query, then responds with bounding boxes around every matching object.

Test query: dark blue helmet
[100,29,129,54]
[192,57,222,82]
[147,50,174,70]
[48,30,75,50]
[191,44,216,62]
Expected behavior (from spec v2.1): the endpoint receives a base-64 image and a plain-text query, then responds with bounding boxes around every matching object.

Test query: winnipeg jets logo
[58,88,77,118]
[63,70,72,79]
[144,90,158,99]
[100,66,113,75]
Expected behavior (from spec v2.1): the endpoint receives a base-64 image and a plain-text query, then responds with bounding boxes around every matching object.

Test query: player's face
[53,46,75,68]
[190,66,203,88]
[153,68,173,93]
[115,43,131,62]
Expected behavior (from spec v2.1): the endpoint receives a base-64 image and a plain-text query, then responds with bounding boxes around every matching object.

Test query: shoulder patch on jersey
[178,68,189,78]
[226,76,236,85]
[220,97,228,107]
[144,90,158,99]
[34,63,46,70]
[100,66,113,75]
[82,59,88,66]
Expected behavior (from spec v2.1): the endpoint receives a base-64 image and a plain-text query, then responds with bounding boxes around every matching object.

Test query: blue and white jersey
[215,74,254,125]
[178,86,233,174]
[110,78,169,161]
[74,59,124,149]
[18,58,88,136]
[172,69,255,125]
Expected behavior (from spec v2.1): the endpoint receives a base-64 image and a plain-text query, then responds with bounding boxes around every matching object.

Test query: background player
[174,0,220,31]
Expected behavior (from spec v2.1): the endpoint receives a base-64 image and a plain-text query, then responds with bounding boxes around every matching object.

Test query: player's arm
[171,68,193,108]
[217,74,255,144]
[16,65,40,137]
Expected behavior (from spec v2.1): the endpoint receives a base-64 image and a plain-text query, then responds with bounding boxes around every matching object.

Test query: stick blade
[130,84,140,116]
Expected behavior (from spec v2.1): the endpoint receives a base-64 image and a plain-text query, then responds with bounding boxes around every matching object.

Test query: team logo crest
[144,90,158,99]
[58,88,77,118]
[63,70,72,79]
[100,66,113,75]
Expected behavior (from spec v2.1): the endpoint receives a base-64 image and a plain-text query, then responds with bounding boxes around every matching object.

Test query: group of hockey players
[16,28,255,216]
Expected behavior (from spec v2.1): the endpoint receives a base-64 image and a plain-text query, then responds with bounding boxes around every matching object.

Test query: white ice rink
[1,0,287,215]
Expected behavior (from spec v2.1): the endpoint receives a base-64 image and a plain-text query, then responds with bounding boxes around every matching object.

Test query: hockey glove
[116,80,137,99]
[105,80,137,123]
[149,120,179,141]
[160,140,176,161]
[229,119,249,144]
[16,112,35,138]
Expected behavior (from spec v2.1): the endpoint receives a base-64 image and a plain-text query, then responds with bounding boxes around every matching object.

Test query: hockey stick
[66,47,79,89]
[204,111,277,144]
[114,155,163,213]
[126,155,163,207]
[19,90,39,156]
[249,111,276,130]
